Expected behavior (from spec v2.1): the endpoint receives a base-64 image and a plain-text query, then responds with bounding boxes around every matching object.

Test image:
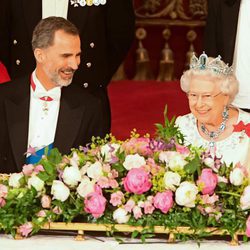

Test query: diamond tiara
[189,52,233,76]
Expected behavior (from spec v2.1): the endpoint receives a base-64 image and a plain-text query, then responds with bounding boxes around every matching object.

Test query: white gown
[175,109,250,168]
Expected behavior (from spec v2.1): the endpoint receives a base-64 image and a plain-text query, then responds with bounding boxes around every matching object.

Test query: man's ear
[34,48,45,63]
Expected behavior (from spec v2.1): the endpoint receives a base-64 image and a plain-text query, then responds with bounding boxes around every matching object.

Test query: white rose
[77,177,95,198]
[51,180,70,202]
[28,174,44,192]
[163,171,181,191]
[101,143,120,162]
[62,166,81,187]
[8,173,24,188]
[175,181,198,207]
[113,207,130,224]
[87,161,103,179]
[240,185,250,210]
[123,154,146,170]
[168,153,187,171]
[229,168,245,186]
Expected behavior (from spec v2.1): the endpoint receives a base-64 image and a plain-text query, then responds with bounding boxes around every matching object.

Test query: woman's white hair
[180,57,239,104]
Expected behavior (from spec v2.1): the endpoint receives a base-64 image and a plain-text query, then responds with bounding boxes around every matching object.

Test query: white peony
[123,154,146,170]
[113,207,130,224]
[28,174,44,192]
[229,168,245,186]
[77,177,95,198]
[168,153,187,171]
[8,173,24,188]
[62,166,81,187]
[101,143,120,162]
[163,171,181,191]
[86,161,103,179]
[51,180,70,202]
[175,181,198,207]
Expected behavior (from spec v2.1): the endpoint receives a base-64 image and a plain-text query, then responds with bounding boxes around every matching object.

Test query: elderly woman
[175,52,250,167]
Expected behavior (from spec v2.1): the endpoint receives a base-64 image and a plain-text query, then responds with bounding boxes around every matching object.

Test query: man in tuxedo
[0,0,135,134]
[0,16,104,174]
[204,0,250,111]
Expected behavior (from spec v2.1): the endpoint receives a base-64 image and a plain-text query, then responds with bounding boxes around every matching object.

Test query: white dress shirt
[27,71,61,153]
[42,0,69,19]
[232,0,250,109]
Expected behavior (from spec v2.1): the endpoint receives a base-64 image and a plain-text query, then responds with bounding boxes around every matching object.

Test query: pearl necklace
[200,107,229,147]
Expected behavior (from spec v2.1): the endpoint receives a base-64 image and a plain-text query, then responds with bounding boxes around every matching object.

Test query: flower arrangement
[1,113,250,243]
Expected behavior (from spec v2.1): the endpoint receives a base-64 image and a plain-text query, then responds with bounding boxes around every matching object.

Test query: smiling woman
[175,52,250,169]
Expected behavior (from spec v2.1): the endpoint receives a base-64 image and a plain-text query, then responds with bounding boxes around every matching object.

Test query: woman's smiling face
[187,75,229,126]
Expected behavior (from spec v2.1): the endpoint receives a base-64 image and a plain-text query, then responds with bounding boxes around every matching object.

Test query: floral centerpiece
[0,112,250,243]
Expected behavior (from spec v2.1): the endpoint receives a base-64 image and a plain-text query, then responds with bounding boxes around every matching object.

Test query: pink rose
[18,222,33,237]
[123,168,152,194]
[246,216,250,237]
[153,191,173,214]
[22,164,34,176]
[41,195,51,209]
[110,191,124,206]
[84,192,107,218]
[0,197,6,207]
[52,206,62,215]
[197,168,218,195]
[0,184,8,198]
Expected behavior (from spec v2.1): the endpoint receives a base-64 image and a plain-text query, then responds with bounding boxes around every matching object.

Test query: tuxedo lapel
[54,89,86,154]
[22,0,42,38]
[67,4,89,33]
[5,95,30,171]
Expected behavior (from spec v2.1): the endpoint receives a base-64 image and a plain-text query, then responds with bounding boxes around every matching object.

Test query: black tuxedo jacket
[204,0,241,64]
[0,76,104,174]
[0,0,135,133]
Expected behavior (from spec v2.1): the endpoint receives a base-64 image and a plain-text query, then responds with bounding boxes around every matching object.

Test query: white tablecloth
[0,234,250,250]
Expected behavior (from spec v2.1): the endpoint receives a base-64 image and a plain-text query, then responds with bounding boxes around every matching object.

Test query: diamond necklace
[200,107,229,147]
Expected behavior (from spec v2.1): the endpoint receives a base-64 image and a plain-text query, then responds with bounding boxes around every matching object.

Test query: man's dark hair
[32,16,79,51]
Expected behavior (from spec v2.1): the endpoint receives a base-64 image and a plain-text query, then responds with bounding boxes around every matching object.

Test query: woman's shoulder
[175,113,196,126]
[238,109,250,123]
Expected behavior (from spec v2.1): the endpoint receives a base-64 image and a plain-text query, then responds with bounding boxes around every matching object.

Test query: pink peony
[84,192,107,218]
[110,191,124,206]
[0,184,8,198]
[123,168,152,194]
[41,195,51,209]
[246,216,250,237]
[18,222,33,237]
[153,191,173,214]
[197,168,218,195]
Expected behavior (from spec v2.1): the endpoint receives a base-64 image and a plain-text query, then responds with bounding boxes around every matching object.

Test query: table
[1,234,249,250]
